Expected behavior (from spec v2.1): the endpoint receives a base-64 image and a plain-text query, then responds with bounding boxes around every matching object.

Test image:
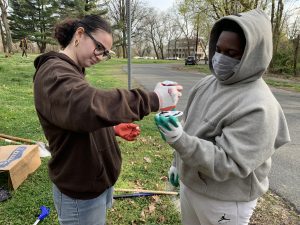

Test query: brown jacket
[33,52,159,199]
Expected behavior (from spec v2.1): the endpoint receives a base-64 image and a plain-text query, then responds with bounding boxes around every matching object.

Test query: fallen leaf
[140,209,146,219]
[148,203,156,214]
[158,215,166,223]
[160,176,168,181]
[151,195,161,203]
[134,179,143,188]
[144,157,152,163]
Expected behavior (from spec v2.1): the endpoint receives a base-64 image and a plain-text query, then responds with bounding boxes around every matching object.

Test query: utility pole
[126,0,132,89]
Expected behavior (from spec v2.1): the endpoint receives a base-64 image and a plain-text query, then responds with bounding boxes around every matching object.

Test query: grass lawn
[0,54,299,224]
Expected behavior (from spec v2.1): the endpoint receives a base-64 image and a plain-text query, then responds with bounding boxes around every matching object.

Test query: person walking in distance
[20,37,28,57]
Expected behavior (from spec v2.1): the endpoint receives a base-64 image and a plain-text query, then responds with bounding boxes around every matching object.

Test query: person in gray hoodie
[155,9,290,225]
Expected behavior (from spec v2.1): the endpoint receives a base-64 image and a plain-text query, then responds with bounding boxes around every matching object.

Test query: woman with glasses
[33,14,182,225]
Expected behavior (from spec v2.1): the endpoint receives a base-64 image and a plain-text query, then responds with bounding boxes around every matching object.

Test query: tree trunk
[151,36,159,59]
[199,40,208,64]
[269,0,284,70]
[121,0,127,58]
[273,0,284,56]
[41,42,46,53]
[0,0,13,53]
[0,19,7,53]
[294,35,299,77]
[195,19,199,58]
[271,0,275,29]
[159,39,164,59]
[174,40,177,58]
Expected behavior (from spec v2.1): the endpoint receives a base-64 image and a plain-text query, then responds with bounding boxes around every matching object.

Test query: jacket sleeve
[171,106,290,182]
[35,61,159,132]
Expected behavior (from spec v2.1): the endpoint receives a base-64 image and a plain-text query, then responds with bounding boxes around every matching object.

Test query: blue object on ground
[38,205,50,220]
[33,206,50,225]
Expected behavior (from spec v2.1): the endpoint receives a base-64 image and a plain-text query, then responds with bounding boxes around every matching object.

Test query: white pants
[180,182,257,225]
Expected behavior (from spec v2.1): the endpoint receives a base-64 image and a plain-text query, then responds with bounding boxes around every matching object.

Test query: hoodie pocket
[182,163,208,193]
[198,171,208,185]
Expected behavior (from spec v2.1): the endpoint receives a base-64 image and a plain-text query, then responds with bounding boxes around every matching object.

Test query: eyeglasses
[85,31,111,60]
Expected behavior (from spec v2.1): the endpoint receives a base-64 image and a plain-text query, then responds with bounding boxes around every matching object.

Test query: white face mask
[212,52,240,80]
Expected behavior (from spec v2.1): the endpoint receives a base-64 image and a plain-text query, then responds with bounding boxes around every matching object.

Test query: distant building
[166,38,207,59]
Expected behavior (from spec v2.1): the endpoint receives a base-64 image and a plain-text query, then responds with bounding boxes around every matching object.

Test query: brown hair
[54,14,112,48]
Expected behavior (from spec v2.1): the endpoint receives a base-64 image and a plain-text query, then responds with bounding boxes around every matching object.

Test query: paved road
[125,63,300,212]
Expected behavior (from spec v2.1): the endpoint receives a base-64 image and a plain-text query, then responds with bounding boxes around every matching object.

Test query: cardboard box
[0,145,41,190]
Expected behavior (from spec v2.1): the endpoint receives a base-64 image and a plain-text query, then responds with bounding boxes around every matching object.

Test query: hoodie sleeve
[34,59,159,132]
[171,102,290,182]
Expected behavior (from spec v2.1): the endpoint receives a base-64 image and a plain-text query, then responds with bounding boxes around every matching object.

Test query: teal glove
[154,115,183,144]
[168,166,179,187]
[155,115,171,141]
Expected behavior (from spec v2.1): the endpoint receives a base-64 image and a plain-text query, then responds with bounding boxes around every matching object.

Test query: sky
[146,0,175,11]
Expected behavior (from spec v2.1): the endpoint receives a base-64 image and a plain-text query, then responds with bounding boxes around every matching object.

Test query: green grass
[0,53,180,225]
[181,63,211,74]
[265,79,300,92]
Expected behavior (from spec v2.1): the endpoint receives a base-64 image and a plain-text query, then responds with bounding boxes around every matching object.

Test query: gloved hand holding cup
[155,115,183,144]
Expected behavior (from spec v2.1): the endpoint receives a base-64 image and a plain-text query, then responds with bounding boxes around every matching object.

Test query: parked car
[185,56,197,65]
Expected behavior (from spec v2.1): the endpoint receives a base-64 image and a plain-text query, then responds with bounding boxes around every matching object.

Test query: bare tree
[269,0,300,72]
[164,7,183,59]
[293,34,300,76]
[156,12,169,59]
[176,1,195,56]
[132,30,151,57]
[164,12,176,58]
[173,0,212,60]
[0,0,13,53]
[271,0,284,60]
[133,40,151,57]
[198,17,213,64]
[166,28,181,58]
[288,16,300,76]
[205,0,269,20]
[143,9,161,59]
[106,0,149,58]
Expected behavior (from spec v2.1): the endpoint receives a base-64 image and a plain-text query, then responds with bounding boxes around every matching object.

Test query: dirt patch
[250,192,300,225]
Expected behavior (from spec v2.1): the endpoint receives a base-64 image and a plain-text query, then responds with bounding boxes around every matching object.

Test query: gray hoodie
[171,9,290,201]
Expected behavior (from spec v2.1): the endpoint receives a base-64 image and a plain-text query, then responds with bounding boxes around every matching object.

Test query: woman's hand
[114,123,141,141]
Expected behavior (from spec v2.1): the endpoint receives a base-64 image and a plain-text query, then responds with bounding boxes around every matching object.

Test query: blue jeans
[52,184,113,225]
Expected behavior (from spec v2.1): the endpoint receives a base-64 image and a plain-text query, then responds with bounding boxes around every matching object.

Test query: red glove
[114,123,141,141]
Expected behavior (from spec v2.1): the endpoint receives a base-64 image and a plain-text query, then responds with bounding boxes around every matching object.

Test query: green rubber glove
[155,115,182,144]
[155,114,170,141]
[168,115,179,127]
[168,166,179,187]
[155,114,179,140]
